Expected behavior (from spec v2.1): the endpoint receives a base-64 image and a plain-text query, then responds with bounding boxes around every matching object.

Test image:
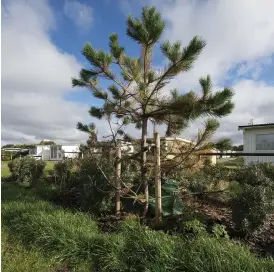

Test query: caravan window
[29,147,37,155]
[51,145,58,159]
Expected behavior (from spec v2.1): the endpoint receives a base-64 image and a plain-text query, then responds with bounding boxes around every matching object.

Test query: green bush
[54,156,115,215]
[8,157,45,185]
[54,159,74,191]
[234,163,273,186]
[232,184,274,233]
[54,155,141,216]
[231,163,274,233]
[184,164,235,194]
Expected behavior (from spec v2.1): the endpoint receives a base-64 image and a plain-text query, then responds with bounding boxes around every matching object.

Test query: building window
[29,147,37,155]
[256,134,274,150]
[51,145,58,159]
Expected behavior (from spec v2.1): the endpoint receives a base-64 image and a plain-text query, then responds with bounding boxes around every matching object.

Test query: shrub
[8,157,45,185]
[231,163,274,233]
[234,163,273,186]
[54,156,115,215]
[54,159,74,191]
[54,155,141,216]
[231,184,274,233]
[183,164,234,194]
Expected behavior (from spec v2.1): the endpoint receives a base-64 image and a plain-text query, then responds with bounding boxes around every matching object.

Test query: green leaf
[71,78,88,87]
[89,107,104,119]
[127,6,165,45]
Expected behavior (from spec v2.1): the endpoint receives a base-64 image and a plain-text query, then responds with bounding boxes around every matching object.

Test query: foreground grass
[2,182,274,272]
[2,228,59,272]
[1,183,95,271]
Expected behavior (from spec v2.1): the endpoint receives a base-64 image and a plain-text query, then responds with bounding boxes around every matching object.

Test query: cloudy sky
[1,0,274,146]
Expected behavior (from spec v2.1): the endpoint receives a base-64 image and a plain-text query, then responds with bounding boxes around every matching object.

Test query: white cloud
[152,0,274,89]
[1,0,95,145]
[63,0,93,31]
[118,0,274,144]
[180,79,274,145]
[2,0,274,147]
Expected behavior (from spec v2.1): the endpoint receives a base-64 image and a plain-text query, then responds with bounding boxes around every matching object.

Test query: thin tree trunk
[154,131,162,223]
[141,117,148,217]
[115,140,121,216]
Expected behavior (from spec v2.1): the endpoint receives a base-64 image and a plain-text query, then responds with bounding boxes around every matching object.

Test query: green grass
[1,183,95,270]
[44,160,56,175]
[217,157,244,168]
[2,182,273,272]
[1,161,11,177]
[2,228,60,272]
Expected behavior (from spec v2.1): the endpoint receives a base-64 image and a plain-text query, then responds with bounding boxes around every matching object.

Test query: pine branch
[145,36,206,107]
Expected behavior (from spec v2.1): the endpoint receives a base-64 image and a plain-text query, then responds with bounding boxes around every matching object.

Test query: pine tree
[72,6,234,216]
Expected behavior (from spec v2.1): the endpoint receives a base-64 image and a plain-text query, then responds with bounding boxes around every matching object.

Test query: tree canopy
[72,6,235,216]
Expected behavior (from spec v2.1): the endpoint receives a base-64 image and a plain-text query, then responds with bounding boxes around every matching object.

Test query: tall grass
[2,183,96,269]
[2,228,59,272]
[94,220,274,272]
[2,183,273,272]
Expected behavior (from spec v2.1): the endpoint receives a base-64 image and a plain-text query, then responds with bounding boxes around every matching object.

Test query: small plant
[183,219,207,236]
[8,157,46,186]
[212,224,229,239]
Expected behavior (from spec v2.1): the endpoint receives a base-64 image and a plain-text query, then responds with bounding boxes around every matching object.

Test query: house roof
[238,123,274,130]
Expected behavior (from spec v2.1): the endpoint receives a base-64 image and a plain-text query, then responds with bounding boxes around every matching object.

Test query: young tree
[72,6,234,216]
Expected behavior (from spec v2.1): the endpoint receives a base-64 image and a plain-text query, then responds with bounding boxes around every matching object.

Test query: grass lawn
[217,157,244,168]
[1,161,10,177]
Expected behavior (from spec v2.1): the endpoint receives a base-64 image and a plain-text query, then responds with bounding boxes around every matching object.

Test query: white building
[216,150,237,158]
[29,144,81,161]
[238,123,274,165]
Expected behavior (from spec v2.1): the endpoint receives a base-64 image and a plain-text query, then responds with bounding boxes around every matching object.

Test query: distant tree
[2,144,14,148]
[72,6,234,216]
[232,145,243,151]
[39,140,55,145]
[215,138,233,152]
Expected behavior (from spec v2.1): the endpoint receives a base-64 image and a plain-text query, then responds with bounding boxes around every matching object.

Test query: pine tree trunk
[141,117,148,217]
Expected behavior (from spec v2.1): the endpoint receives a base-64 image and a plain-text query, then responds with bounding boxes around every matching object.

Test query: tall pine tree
[72,6,234,216]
